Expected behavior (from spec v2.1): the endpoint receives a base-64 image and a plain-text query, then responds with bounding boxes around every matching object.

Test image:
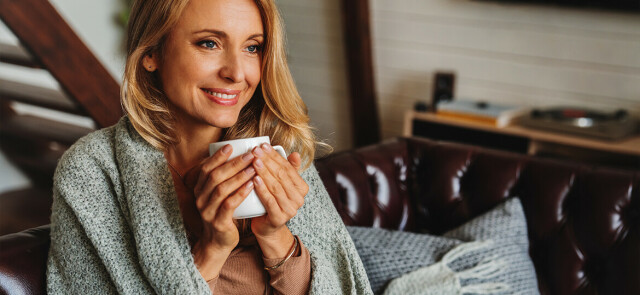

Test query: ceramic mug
[209,136,286,219]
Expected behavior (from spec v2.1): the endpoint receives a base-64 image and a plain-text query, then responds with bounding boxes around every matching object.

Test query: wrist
[192,241,232,281]
[255,227,294,259]
[264,235,299,271]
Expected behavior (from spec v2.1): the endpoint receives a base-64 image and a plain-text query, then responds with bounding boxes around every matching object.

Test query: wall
[276,0,640,146]
[372,0,640,139]
[276,0,353,151]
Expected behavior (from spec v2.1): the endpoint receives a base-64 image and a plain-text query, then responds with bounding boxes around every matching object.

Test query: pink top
[206,235,311,294]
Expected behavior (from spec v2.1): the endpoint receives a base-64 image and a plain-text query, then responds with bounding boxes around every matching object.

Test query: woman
[46,0,372,294]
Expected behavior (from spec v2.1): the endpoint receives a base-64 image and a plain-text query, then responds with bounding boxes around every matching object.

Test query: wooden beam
[0,114,93,146]
[0,0,122,128]
[0,42,42,68]
[341,0,380,147]
[0,91,82,115]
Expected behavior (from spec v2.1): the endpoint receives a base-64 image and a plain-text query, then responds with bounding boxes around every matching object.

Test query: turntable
[518,107,638,140]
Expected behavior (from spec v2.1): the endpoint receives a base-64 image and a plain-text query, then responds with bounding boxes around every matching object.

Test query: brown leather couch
[1,137,638,294]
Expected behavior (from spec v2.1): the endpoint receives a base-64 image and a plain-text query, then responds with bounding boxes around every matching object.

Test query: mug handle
[272,145,287,159]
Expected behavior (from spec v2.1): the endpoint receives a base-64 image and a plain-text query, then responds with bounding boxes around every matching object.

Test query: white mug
[209,136,287,219]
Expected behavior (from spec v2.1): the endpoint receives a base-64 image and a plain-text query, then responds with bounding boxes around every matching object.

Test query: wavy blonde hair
[122,0,325,169]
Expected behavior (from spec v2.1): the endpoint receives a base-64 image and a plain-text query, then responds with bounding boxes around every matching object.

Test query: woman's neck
[165,117,224,175]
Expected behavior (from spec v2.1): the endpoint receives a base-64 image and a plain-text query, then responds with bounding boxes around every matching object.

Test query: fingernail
[242,153,254,162]
[222,144,232,154]
[254,175,263,186]
[245,167,255,176]
[261,143,272,151]
[253,147,264,157]
[246,181,254,190]
[254,159,264,169]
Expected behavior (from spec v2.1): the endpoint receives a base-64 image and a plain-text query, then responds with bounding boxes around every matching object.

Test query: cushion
[347,197,539,294]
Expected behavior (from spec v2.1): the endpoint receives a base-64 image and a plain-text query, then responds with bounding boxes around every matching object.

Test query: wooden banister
[0,42,41,68]
[0,92,81,114]
[0,0,122,128]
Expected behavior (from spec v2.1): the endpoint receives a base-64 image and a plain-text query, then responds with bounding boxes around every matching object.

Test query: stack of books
[436,100,527,128]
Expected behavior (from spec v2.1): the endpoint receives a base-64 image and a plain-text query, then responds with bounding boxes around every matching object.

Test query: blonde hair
[122,0,326,169]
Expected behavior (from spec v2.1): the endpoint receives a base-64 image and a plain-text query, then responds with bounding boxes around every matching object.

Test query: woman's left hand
[249,143,308,253]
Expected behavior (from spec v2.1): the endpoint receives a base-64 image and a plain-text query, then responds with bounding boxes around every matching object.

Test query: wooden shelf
[404,111,640,157]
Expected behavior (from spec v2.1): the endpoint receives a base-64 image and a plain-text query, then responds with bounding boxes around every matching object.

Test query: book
[436,100,527,128]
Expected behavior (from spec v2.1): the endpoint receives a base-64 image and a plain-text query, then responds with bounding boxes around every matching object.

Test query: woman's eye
[198,40,217,49]
[246,45,261,53]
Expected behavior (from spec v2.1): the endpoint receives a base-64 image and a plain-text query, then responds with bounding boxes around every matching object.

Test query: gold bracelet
[264,235,299,271]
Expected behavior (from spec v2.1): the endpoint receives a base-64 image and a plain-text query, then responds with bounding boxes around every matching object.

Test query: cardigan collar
[113,117,211,293]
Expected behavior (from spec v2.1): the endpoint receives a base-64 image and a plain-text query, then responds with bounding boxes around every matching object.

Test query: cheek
[169,55,205,83]
[246,60,262,89]
[160,55,208,98]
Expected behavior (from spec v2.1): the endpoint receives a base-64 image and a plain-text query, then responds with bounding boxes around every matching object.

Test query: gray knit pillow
[347,197,539,295]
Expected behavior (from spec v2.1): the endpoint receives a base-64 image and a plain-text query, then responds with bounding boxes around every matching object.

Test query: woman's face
[150,0,263,129]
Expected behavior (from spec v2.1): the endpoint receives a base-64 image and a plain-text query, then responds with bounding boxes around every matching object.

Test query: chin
[207,115,239,129]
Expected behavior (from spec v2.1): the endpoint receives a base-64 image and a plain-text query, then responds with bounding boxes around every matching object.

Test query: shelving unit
[404,111,640,169]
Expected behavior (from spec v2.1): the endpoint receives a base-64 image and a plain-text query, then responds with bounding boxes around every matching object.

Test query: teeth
[204,89,237,99]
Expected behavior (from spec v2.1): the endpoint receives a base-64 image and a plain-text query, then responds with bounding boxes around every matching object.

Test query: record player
[518,107,638,140]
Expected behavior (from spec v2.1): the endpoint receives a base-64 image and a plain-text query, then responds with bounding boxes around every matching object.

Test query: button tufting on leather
[315,137,640,295]
[2,137,637,295]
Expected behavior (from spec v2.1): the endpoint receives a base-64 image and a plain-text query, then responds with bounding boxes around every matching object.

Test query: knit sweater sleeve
[287,165,373,295]
[46,132,155,294]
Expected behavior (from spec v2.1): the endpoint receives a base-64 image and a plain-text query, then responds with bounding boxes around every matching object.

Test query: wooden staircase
[0,0,123,235]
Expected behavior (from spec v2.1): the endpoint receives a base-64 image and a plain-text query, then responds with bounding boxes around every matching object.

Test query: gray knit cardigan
[46,117,373,294]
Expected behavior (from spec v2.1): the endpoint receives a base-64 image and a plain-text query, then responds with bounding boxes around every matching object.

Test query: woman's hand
[249,143,309,259]
[183,144,256,280]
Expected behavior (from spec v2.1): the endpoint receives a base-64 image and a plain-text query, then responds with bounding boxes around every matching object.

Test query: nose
[219,51,245,83]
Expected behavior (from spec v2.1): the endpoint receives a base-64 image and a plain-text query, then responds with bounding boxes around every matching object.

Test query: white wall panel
[277,0,353,151]
[370,0,640,139]
[272,0,640,149]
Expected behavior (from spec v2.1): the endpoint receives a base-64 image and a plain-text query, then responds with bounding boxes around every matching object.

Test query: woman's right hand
[184,144,256,280]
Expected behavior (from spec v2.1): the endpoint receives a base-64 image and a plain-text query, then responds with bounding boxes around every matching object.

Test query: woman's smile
[202,88,241,106]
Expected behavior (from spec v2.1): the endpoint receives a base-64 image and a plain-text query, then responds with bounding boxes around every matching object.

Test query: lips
[202,88,240,106]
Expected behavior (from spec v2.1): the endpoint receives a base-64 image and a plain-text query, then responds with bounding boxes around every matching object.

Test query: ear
[142,53,158,72]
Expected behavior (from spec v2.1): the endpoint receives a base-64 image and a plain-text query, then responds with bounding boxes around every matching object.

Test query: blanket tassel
[461,283,510,294]
[443,240,510,294]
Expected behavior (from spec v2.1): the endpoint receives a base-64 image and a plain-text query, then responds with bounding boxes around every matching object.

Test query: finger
[252,157,287,200]
[197,165,256,214]
[194,144,233,193]
[253,144,295,184]
[254,145,308,197]
[253,159,299,216]
[288,152,302,171]
[216,180,254,222]
[196,152,255,206]
[284,152,308,196]
[286,153,308,196]
[253,175,287,224]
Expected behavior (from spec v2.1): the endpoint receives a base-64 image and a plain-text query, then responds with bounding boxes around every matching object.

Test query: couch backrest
[0,225,50,295]
[2,137,638,295]
[315,137,640,295]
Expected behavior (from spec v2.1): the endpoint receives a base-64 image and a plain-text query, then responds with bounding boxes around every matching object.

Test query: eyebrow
[193,29,264,41]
